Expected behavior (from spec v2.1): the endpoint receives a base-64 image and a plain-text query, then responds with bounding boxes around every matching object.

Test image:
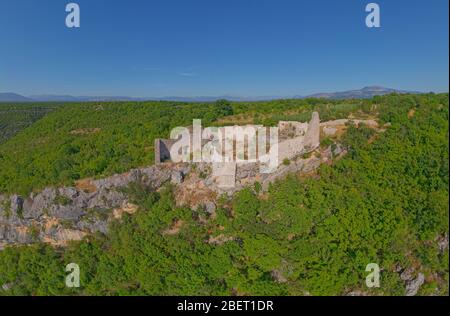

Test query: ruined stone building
[155,112,320,191]
[1,112,385,248]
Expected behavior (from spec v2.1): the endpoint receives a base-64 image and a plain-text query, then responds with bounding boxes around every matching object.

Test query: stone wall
[303,111,320,150]
[278,121,308,140]
[277,135,306,163]
[277,112,320,163]
[212,162,237,190]
[155,138,177,164]
[0,111,328,247]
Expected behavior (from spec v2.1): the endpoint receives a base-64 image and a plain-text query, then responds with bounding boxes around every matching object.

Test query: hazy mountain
[157,95,282,102]
[149,87,420,101]
[301,86,419,100]
[0,93,280,102]
[0,93,33,102]
[1,86,422,103]
[29,95,145,102]
[29,95,81,102]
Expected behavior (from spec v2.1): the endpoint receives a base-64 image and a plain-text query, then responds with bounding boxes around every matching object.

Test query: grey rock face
[271,269,288,283]
[0,195,25,224]
[10,195,24,215]
[0,163,188,247]
[321,146,332,160]
[204,202,216,217]
[436,234,449,254]
[400,267,415,281]
[405,273,425,296]
[49,205,85,221]
[86,189,125,210]
[140,166,173,188]
[0,137,338,248]
[302,157,322,173]
[332,144,344,156]
[76,218,109,235]
[23,188,56,220]
[1,282,14,291]
[236,163,259,180]
[171,171,184,184]
[93,169,140,190]
[0,224,33,243]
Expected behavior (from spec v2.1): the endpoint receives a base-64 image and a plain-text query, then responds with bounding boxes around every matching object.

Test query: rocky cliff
[0,164,191,248]
[0,142,348,249]
[1,118,383,248]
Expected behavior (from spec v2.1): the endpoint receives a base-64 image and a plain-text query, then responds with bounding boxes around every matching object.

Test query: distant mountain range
[0,93,34,102]
[0,86,424,103]
[301,86,421,100]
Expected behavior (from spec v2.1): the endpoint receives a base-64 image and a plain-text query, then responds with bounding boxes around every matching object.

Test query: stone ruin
[1,111,386,248]
[154,112,321,191]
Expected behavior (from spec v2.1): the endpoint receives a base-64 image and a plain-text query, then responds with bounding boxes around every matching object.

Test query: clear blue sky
[0,0,448,97]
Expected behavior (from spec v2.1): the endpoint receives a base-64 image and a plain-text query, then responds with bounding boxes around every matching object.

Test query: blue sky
[0,0,448,97]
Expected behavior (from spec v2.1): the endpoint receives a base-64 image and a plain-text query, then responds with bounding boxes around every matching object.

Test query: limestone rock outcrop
[0,164,191,247]
[0,115,369,248]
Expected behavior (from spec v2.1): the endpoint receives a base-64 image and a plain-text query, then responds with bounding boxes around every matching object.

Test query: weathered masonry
[155,112,321,190]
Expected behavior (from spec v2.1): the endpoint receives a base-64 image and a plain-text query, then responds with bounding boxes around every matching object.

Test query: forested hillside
[0,101,233,195]
[0,98,378,195]
[0,93,448,296]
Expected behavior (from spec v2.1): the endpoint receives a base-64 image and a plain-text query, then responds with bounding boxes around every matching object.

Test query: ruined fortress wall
[155,113,320,186]
[277,136,306,163]
[212,162,236,190]
[278,121,309,138]
[303,111,320,150]
[155,139,177,164]
[320,119,378,128]
[276,112,320,163]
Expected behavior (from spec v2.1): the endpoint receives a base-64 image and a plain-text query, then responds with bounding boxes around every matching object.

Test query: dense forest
[0,93,448,295]
[0,100,233,195]
[1,98,374,195]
